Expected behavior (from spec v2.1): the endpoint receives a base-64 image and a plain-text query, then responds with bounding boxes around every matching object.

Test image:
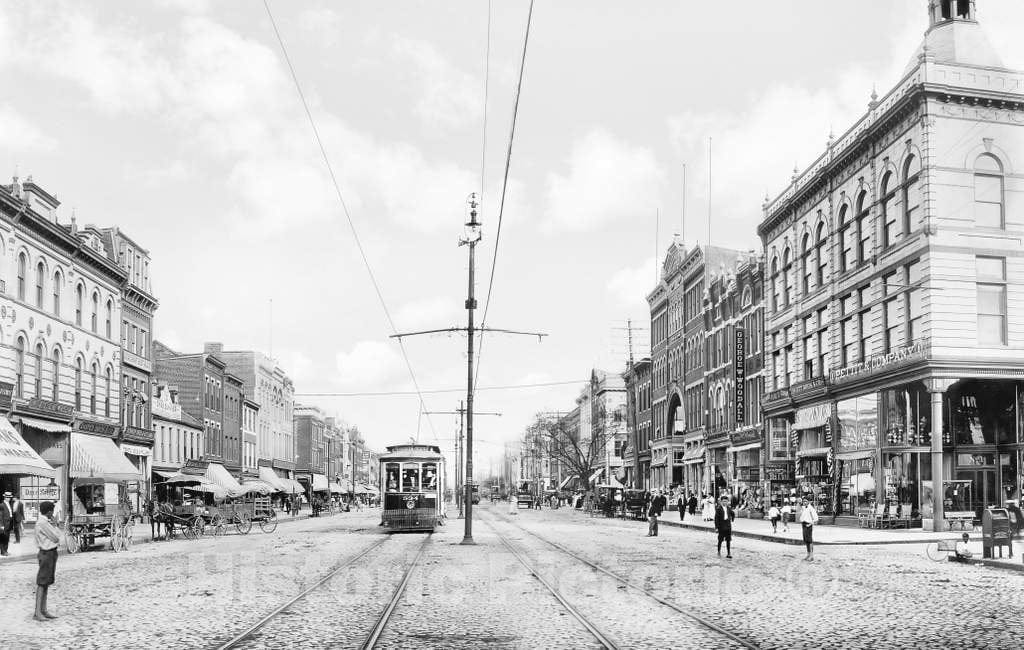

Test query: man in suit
[9,492,24,543]
[0,491,13,556]
[646,489,667,537]
[715,495,736,558]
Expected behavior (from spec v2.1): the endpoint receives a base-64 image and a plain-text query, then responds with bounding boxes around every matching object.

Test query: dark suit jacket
[10,500,24,524]
[714,504,735,532]
[648,495,666,517]
[0,502,12,531]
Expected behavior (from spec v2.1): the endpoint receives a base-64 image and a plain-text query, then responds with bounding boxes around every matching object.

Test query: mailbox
[982,507,1013,559]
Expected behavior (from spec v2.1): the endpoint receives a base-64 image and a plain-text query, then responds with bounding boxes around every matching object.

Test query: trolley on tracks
[379,443,446,532]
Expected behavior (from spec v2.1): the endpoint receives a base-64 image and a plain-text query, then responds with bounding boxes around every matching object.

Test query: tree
[526,410,609,495]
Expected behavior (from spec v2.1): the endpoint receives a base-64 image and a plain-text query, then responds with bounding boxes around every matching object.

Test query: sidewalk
[0,509,317,565]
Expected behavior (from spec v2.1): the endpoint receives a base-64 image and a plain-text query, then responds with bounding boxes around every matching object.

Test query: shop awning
[258,466,289,492]
[557,475,578,490]
[153,469,179,479]
[796,447,831,458]
[329,482,344,494]
[238,479,277,495]
[836,450,874,461]
[282,478,304,494]
[682,445,706,463]
[70,432,143,482]
[727,442,761,454]
[205,462,244,497]
[793,403,830,431]
[599,475,624,489]
[0,416,55,478]
[312,473,329,492]
[19,416,72,433]
[589,468,605,484]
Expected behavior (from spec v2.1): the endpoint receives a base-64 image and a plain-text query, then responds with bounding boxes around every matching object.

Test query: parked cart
[209,496,277,535]
[65,503,134,554]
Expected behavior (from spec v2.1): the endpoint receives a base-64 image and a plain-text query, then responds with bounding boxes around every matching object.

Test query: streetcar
[379,443,446,532]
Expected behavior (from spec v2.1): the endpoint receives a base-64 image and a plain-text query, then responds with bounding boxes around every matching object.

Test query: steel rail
[216,536,390,650]
[359,533,433,650]
[481,516,619,650]
[489,511,760,650]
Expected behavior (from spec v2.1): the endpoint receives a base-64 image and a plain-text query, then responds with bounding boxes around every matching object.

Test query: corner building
[758,0,1024,529]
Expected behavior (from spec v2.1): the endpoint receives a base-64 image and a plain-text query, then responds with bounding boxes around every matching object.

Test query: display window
[880,383,931,446]
[768,418,791,460]
[883,452,930,520]
[837,395,878,452]
[839,458,875,512]
[947,380,1017,445]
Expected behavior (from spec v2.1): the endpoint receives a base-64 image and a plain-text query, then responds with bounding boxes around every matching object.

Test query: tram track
[483,510,760,650]
[359,532,433,650]
[215,535,391,649]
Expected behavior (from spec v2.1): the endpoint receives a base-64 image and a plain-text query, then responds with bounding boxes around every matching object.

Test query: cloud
[297,8,344,45]
[543,129,664,232]
[123,160,193,187]
[607,256,657,309]
[335,340,403,388]
[0,105,57,153]
[396,296,458,330]
[391,36,482,131]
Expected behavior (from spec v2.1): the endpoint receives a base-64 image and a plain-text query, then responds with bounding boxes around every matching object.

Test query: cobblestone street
[3,505,1023,649]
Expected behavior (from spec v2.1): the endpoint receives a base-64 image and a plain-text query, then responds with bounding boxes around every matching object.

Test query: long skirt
[37,548,57,586]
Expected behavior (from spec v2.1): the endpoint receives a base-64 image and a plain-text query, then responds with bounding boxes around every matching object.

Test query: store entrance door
[954,468,996,520]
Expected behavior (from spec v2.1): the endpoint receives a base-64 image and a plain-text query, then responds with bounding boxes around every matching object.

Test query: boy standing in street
[800,497,819,561]
[715,495,735,558]
[34,501,61,621]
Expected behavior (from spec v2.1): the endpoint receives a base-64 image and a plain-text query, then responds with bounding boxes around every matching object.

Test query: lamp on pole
[459,195,482,544]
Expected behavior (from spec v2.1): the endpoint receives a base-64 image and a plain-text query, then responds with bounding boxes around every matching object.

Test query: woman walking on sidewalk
[799,497,819,561]
[34,501,61,622]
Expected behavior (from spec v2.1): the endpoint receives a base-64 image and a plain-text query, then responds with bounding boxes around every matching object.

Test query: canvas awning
[796,447,831,458]
[205,462,243,497]
[19,416,72,433]
[258,466,289,492]
[153,469,179,479]
[282,478,304,493]
[727,442,761,454]
[589,468,605,483]
[0,416,55,478]
[558,475,578,490]
[682,445,706,464]
[238,479,277,495]
[329,482,344,494]
[70,432,143,482]
[312,473,329,492]
[836,450,874,461]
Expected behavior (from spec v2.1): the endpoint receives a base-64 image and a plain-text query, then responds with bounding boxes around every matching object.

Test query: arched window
[34,343,44,398]
[855,191,871,262]
[35,262,44,308]
[741,285,753,308]
[105,300,113,339]
[881,173,898,247]
[974,154,1004,228]
[903,155,922,232]
[16,253,26,301]
[74,358,83,410]
[815,222,828,287]
[838,205,853,272]
[90,362,98,415]
[14,337,25,398]
[105,367,112,417]
[782,248,793,307]
[75,284,83,326]
[91,291,98,333]
[800,233,812,294]
[51,349,60,402]
[769,258,780,312]
[52,271,61,318]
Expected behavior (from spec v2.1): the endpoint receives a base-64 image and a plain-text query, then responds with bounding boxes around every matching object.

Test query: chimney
[204,342,224,354]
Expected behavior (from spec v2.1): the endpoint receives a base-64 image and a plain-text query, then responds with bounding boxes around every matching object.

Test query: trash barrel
[982,507,1013,559]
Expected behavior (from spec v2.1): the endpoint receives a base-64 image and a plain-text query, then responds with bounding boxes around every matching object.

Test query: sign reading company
[828,340,928,384]
[734,328,746,425]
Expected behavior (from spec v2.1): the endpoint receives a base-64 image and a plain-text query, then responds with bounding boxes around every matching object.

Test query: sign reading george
[734,328,746,425]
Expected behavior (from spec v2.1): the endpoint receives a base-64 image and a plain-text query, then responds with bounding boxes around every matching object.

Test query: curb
[658,518,964,546]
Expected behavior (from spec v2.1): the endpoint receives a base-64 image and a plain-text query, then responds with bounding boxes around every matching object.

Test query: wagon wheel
[235,511,253,535]
[181,521,195,540]
[122,520,134,549]
[65,529,82,554]
[110,527,123,553]
[210,514,226,537]
[191,516,206,538]
[259,509,278,533]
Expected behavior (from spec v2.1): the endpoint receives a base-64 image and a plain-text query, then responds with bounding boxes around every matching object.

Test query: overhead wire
[261,0,439,443]
[294,378,588,398]
[473,0,537,396]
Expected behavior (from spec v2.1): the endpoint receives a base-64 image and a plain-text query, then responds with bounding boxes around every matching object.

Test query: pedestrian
[676,491,685,521]
[687,493,697,519]
[1006,500,1024,539]
[34,500,61,621]
[9,492,24,543]
[508,492,518,515]
[701,494,715,522]
[767,502,781,534]
[714,495,735,558]
[780,500,792,532]
[800,497,819,561]
[646,489,666,537]
[0,491,13,556]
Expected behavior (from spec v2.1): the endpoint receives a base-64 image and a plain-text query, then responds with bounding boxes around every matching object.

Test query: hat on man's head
[2,491,11,498]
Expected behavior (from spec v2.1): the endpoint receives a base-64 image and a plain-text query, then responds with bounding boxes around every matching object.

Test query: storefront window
[837,395,878,452]
[841,458,875,512]
[880,383,931,446]
[883,452,930,520]
[768,418,791,460]
[948,380,1016,445]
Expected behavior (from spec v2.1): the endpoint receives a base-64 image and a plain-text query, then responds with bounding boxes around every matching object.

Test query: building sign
[120,444,151,457]
[764,464,794,482]
[734,328,746,425]
[76,419,119,438]
[794,403,831,431]
[23,398,74,418]
[829,340,928,384]
[182,459,209,475]
[21,484,60,501]
[0,381,13,410]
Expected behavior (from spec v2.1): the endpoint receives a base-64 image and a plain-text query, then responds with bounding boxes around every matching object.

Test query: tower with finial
[868,85,879,110]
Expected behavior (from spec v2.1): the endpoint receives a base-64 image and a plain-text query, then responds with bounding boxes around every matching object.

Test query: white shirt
[799,505,819,525]
[768,506,780,518]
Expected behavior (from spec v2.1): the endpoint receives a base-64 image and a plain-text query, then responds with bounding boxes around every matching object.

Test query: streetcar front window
[385,463,400,492]
[402,463,420,492]
[422,463,437,490]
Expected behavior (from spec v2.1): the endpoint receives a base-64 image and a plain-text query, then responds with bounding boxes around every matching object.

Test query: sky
[1,0,1023,474]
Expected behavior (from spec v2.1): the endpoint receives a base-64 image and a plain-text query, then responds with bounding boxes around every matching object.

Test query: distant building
[622,357,651,490]
[151,383,204,477]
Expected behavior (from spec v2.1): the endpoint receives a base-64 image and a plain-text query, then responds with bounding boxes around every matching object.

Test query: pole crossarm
[390,327,547,340]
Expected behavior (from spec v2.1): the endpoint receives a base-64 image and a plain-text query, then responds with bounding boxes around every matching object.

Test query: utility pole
[424,402,501,518]
[626,319,641,489]
[392,194,545,546]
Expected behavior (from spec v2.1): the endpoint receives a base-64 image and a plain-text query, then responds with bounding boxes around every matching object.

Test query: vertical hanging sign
[734,328,746,425]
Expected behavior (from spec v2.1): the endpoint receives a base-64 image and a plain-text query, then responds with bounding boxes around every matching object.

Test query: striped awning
[312,473,329,492]
[258,466,289,492]
[205,462,243,496]
[0,416,55,478]
[70,432,142,482]
[329,482,344,494]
